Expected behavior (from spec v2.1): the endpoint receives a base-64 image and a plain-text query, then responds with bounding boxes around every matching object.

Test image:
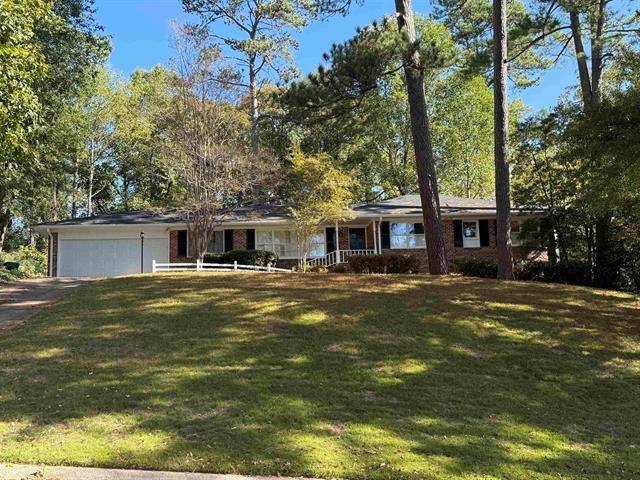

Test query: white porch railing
[307,249,376,268]
[152,260,294,273]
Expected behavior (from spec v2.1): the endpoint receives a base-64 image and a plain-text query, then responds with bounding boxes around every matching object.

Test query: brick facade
[381,220,545,272]
[232,229,247,250]
[49,232,58,277]
[168,221,544,272]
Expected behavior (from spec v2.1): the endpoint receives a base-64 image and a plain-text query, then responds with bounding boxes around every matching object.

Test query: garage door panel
[58,238,168,277]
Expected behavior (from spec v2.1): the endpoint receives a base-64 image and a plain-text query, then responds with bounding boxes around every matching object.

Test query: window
[207,230,224,253]
[256,229,325,258]
[256,230,297,258]
[309,232,326,257]
[462,221,480,248]
[511,220,522,246]
[390,222,426,249]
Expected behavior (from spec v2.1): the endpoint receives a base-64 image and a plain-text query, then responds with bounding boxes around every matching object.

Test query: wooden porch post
[378,217,383,254]
[372,220,378,254]
[335,219,340,263]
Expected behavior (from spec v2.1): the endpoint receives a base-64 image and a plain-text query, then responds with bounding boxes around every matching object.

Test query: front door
[326,227,336,253]
[349,228,366,250]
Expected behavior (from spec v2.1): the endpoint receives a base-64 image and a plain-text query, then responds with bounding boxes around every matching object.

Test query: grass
[0,274,639,479]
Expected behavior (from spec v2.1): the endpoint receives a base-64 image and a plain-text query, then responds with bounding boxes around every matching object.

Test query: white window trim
[389,222,426,250]
[462,220,480,249]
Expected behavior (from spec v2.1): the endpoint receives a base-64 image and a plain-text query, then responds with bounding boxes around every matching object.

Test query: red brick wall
[49,232,58,277]
[381,220,545,272]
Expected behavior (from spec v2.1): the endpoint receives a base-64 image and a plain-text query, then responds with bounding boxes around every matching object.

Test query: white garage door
[58,238,168,277]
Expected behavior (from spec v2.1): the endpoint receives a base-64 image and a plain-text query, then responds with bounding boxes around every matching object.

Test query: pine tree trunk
[0,207,11,254]
[394,0,449,275]
[493,0,514,279]
[249,62,259,155]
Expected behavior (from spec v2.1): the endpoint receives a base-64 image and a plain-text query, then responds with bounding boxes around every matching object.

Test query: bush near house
[0,245,47,282]
[348,253,422,274]
[203,249,278,267]
[455,258,594,287]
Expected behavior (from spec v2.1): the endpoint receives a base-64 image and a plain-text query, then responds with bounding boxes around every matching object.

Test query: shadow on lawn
[0,274,639,479]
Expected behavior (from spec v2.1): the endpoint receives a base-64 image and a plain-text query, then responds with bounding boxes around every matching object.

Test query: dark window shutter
[224,230,233,252]
[246,229,255,250]
[381,221,391,249]
[326,227,336,253]
[177,230,188,257]
[479,219,490,247]
[224,229,234,252]
[453,220,463,247]
[414,222,424,235]
[493,219,497,242]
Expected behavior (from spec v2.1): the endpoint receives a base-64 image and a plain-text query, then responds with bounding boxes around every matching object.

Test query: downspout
[46,228,52,277]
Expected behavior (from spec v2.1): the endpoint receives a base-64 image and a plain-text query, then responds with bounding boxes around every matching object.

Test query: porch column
[335,219,340,263]
[372,220,378,254]
[378,217,383,254]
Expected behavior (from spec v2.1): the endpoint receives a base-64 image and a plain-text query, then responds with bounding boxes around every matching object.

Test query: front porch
[307,219,386,267]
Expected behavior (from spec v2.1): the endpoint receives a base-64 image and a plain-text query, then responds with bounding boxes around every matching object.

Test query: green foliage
[431,74,495,198]
[0,0,53,222]
[0,245,47,281]
[283,16,455,125]
[453,258,498,278]
[288,146,354,267]
[456,257,594,287]
[348,253,422,274]
[203,250,279,267]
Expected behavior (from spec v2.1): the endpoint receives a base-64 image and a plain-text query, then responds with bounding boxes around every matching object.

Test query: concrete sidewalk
[0,278,94,332]
[0,464,317,480]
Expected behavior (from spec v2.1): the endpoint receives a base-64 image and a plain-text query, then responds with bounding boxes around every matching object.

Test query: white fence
[152,260,294,274]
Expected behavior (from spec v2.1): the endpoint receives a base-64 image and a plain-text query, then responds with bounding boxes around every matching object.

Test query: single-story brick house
[35,194,545,277]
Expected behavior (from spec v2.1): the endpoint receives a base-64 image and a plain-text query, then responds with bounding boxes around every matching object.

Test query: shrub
[203,249,278,267]
[514,260,545,281]
[541,260,592,286]
[306,263,328,273]
[454,258,498,278]
[347,253,422,274]
[331,264,349,273]
[456,257,594,287]
[0,245,47,281]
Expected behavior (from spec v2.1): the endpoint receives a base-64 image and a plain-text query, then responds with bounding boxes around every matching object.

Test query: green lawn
[1,274,639,479]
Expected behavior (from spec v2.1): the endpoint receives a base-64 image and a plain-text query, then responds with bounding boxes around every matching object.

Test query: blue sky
[94,0,577,112]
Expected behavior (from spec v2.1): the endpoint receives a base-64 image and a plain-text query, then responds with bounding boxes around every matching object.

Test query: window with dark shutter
[326,227,336,253]
[479,219,490,247]
[453,220,463,247]
[177,230,188,257]
[246,229,255,250]
[224,229,233,252]
[381,221,391,249]
[414,223,424,234]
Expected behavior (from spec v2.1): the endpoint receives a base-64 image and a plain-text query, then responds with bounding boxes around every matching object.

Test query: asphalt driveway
[0,278,94,332]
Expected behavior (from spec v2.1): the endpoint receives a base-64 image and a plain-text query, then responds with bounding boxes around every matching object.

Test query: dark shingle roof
[38,210,186,227]
[353,194,497,216]
[35,205,292,228]
[36,195,543,228]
